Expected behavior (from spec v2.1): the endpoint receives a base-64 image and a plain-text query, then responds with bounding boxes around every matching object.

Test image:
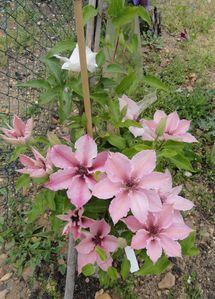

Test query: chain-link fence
[0,0,74,212]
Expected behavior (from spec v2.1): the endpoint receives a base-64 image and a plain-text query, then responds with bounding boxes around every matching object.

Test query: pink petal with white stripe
[75,134,97,166]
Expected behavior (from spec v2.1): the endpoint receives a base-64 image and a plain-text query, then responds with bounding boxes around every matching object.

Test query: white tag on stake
[125,246,139,273]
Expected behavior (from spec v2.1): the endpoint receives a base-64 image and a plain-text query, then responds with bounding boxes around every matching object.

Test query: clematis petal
[122,216,144,232]
[156,205,174,229]
[153,110,167,124]
[144,190,162,212]
[89,151,108,172]
[169,195,194,211]
[90,219,110,238]
[87,52,98,72]
[45,169,75,190]
[173,119,190,134]
[31,148,45,162]
[178,133,198,143]
[97,254,112,271]
[50,144,79,168]
[105,152,131,183]
[54,54,70,63]
[92,177,121,199]
[76,237,95,254]
[13,115,25,136]
[131,150,156,177]
[140,171,172,190]
[24,118,33,139]
[130,190,149,224]
[102,235,118,252]
[166,111,180,133]
[163,223,192,240]
[67,176,92,208]
[131,229,149,250]
[160,236,181,258]
[146,238,162,263]
[129,125,145,137]
[109,191,130,224]
[118,94,140,120]
[19,155,36,167]
[75,134,97,167]
[77,251,97,274]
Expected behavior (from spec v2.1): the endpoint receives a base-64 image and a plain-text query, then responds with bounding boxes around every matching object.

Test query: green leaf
[108,0,125,18]
[96,246,107,261]
[155,118,167,137]
[115,72,137,95]
[127,34,138,53]
[9,146,27,162]
[121,257,130,280]
[159,148,178,158]
[17,79,50,90]
[47,132,62,145]
[180,231,199,256]
[112,7,136,27]
[164,140,185,151]
[82,264,95,276]
[28,190,56,222]
[136,255,170,276]
[83,5,98,25]
[69,77,83,96]
[16,174,30,191]
[39,89,58,105]
[106,63,126,74]
[118,119,142,129]
[138,6,152,25]
[84,198,109,219]
[143,75,168,91]
[112,6,151,27]
[46,39,74,58]
[42,58,62,84]
[91,91,108,106]
[107,135,126,149]
[46,190,56,211]
[170,153,194,171]
[107,267,118,281]
[96,51,106,67]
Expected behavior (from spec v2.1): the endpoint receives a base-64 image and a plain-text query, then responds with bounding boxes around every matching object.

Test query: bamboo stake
[74,0,93,137]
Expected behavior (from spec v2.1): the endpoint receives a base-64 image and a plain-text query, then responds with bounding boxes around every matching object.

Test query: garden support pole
[64,233,76,299]
[64,2,93,298]
[74,0,93,137]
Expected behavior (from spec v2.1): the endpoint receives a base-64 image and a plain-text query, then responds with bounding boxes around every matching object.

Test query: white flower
[54,44,98,73]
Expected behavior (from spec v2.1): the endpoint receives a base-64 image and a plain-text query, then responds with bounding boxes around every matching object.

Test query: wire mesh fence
[0,0,75,212]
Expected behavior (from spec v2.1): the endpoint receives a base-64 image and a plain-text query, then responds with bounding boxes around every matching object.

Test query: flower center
[125,178,138,189]
[77,166,88,177]
[148,225,159,237]
[70,214,79,223]
[92,235,102,246]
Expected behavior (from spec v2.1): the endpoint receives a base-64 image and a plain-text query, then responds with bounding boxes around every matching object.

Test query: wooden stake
[64,234,76,299]
[74,0,93,137]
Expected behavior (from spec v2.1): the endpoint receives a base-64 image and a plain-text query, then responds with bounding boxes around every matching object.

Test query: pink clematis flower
[45,134,108,208]
[131,110,198,143]
[76,219,118,273]
[158,170,194,211]
[57,208,94,240]
[18,148,53,178]
[0,115,33,145]
[93,150,171,224]
[124,206,192,263]
[119,95,142,121]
